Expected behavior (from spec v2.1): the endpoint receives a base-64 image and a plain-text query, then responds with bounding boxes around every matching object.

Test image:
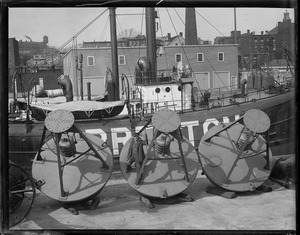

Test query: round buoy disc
[152,109,181,133]
[119,136,199,198]
[32,133,113,202]
[198,123,273,192]
[243,109,270,133]
[45,109,75,133]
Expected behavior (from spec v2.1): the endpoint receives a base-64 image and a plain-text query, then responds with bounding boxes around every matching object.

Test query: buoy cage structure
[32,109,113,202]
[9,161,36,227]
[120,109,199,198]
[198,109,273,192]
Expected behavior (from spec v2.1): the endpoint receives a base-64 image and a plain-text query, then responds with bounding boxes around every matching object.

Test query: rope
[156,8,169,69]
[43,9,109,63]
[165,8,245,113]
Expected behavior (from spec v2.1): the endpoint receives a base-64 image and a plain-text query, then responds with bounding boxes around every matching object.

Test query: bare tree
[118,28,138,39]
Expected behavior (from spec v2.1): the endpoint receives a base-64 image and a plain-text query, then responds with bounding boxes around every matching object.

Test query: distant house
[62,44,238,98]
[166,32,185,46]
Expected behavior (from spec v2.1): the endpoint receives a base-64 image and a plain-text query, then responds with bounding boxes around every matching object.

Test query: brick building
[214,11,295,70]
[18,35,48,56]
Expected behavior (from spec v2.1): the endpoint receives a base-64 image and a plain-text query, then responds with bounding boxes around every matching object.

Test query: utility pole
[76,53,83,100]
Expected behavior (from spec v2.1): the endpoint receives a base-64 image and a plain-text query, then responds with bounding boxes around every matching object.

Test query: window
[218,52,224,61]
[118,55,126,65]
[254,37,257,43]
[87,56,95,66]
[197,53,204,62]
[175,53,182,63]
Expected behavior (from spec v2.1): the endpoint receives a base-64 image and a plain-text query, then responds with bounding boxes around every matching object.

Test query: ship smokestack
[185,8,198,45]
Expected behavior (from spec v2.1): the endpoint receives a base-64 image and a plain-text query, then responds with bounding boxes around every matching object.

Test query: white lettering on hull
[85,115,241,155]
[181,121,199,146]
[85,128,108,142]
[111,127,131,155]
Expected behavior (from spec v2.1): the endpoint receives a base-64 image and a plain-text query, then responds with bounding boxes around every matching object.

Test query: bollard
[87,82,91,101]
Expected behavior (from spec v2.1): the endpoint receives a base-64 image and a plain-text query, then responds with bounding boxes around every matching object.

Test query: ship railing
[194,83,293,110]
[135,69,180,85]
[130,98,189,118]
[130,83,293,118]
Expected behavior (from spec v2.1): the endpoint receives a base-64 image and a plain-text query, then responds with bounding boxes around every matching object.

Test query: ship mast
[108,7,119,101]
[145,8,157,83]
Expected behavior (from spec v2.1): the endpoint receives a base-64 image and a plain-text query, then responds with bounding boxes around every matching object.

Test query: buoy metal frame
[199,109,273,192]
[120,109,199,198]
[9,161,36,227]
[32,109,113,202]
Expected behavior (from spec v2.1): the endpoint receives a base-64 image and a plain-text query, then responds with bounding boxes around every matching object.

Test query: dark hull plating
[30,104,125,121]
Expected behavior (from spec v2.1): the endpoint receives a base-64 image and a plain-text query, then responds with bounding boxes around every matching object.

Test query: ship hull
[30,103,125,121]
[8,90,295,172]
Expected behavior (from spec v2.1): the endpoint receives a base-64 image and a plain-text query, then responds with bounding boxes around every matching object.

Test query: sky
[8,7,295,49]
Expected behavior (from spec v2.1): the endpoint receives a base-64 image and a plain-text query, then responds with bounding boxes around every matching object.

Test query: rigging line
[101,15,110,40]
[116,15,133,76]
[86,15,110,79]
[157,8,169,69]
[67,40,75,76]
[174,8,235,97]
[44,8,109,63]
[172,8,204,96]
[115,13,138,85]
[138,8,145,58]
[59,8,109,51]
[195,10,228,39]
[169,8,204,97]
[173,8,244,112]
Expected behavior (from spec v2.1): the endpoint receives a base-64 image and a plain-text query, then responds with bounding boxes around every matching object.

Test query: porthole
[155,88,161,93]
[165,87,170,93]
[178,86,182,92]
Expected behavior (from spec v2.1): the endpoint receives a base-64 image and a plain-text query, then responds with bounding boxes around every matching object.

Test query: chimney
[265,30,269,34]
[247,29,250,34]
[261,31,264,35]
[167,33,171,41]
[185,8,198,45]
[283,11,290,21]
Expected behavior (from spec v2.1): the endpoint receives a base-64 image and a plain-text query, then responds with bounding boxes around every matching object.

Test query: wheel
[9,162,36,227]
